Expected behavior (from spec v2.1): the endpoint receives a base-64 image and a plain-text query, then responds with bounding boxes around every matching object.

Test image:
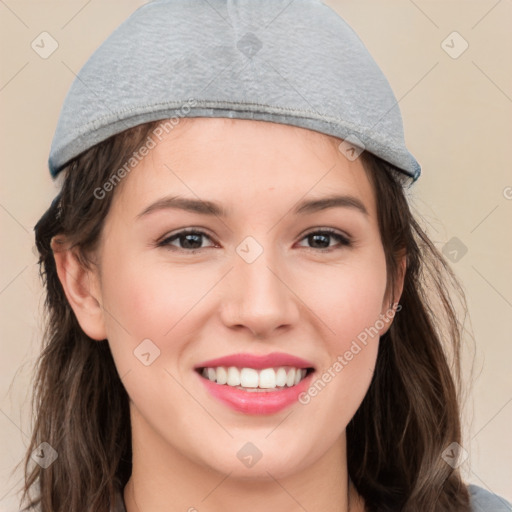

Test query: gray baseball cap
[48,0,421,182]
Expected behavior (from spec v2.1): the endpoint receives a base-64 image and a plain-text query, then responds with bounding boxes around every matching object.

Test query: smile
[198,366,312,391]
[193,352,316,414]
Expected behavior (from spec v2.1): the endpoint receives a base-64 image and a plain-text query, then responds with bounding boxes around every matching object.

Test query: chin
[197,443,313,481]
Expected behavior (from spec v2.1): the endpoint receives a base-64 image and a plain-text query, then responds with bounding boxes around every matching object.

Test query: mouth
[193,352,317,414]
[195,365,315,392]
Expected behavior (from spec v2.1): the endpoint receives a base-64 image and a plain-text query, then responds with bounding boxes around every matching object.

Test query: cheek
[305,250,388,346]
[98,256,204,424]
[298,250,387,406]
[101,254,206,340]
[99,252,220,393]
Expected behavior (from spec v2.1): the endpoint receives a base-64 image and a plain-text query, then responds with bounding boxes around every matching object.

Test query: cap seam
[55,99,404,149]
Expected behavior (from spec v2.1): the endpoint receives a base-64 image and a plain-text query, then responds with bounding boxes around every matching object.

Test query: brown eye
[158,230,216,252]
[298,229,351,250]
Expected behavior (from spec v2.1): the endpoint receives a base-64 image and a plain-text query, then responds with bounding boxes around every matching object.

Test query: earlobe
[51,236,107,341]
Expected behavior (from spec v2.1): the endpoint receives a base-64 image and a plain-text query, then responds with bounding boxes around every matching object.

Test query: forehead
[110,118,376,218]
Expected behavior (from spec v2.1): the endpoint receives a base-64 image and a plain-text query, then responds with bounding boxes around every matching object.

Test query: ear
[379,250,407,336]
[51,236,107,341]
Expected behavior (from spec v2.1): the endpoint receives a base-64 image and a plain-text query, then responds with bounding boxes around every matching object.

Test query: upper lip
[194,352,315,370]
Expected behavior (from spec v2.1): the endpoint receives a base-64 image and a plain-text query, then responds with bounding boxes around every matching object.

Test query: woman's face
[85,118,396,479]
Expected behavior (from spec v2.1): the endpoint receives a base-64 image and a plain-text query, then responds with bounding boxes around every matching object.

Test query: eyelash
[156,228,352,254]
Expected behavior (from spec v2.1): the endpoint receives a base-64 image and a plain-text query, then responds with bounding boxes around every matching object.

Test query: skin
[53,118,405,512]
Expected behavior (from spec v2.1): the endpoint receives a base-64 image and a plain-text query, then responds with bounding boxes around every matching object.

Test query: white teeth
[258,368,276,389]
[200,366,310,390]
[275,367,287,387]
[216,366,227,385]
[240,368,259,388]
[227,366,240,386]
[286,368,296,387]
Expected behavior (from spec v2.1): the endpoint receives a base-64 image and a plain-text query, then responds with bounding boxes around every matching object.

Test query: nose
[219,244,300,339]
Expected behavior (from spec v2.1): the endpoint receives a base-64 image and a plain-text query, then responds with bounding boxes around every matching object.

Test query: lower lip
[196,371,314,414]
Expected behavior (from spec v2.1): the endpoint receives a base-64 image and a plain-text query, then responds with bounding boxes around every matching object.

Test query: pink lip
[194,352,316,415]
[196,370,315,415]
[194,352,315,370]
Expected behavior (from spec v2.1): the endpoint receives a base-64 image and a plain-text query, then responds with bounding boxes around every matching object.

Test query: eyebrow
[136,193,368,220]
[293,194,368,216]
[136,196,228,219]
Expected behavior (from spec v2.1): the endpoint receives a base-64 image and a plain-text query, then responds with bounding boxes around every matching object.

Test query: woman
[19,0,511,511]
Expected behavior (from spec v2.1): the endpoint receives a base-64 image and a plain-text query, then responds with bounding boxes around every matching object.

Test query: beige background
[1,0,511,509]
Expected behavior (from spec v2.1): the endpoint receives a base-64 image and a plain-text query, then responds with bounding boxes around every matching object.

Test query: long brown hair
[18,121,471,511]
[348,153,471,511]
